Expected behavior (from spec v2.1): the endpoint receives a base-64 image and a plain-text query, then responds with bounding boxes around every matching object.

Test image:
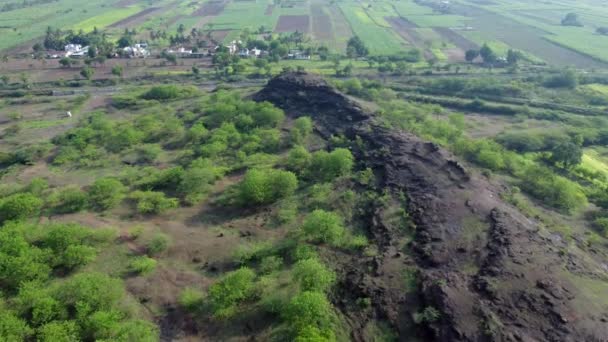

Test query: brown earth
[255,72,608,341]
[386,17,434,60]
[193,0,227,16]
[275,15,310,33]
[433,27,479,51]
[311,3,332,41]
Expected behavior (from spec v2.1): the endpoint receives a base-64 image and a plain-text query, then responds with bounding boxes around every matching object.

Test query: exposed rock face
[255,72,608,341]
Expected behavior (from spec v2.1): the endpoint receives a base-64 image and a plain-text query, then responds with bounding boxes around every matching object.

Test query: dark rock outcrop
[255,72,608,341]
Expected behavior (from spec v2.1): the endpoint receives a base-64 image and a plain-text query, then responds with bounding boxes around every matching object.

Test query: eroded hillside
[256,72,608,341]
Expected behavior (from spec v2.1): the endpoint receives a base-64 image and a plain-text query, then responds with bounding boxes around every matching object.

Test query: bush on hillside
[302,210,345,246]
[309,148,354,181]
[237,169,298,206]
[208,268,256,319]
[0,193,43,223]
[88,178,126,211]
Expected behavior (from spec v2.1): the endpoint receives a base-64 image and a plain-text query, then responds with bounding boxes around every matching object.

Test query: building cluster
[43,39,311,61]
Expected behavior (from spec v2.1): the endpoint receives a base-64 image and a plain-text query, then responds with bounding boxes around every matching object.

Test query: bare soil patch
[433,27,479,51]
[311,4,332,41]
[386,17,433,59]
[193,0,227,16]
[275,15,310,33]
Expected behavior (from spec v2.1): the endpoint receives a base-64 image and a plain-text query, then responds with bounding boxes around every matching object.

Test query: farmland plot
[275,15,310,33]
[449,3,608,68]
[339,3,408,55]
[311,2,333,42]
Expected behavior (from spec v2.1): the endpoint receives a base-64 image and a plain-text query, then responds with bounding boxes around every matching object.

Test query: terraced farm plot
[71,6,144,32]
[210,1,280,31]
[275,15,310,33]
[339,3,408,55]
[449,2,607,68]
[0,0,114,51]
[326,3,353,51]
[194,0,228,16]
[311,3,332,42]
[109,7,164,29]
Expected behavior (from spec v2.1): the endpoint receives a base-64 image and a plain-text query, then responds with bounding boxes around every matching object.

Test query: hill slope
[256,72,608,341]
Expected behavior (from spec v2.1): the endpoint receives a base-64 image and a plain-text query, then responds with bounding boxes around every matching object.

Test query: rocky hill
[255,72,608,341]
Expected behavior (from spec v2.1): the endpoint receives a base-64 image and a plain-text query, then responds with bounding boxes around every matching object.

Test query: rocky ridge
[255,72,608,341]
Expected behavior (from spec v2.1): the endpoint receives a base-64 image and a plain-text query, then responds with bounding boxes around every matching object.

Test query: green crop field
[339,2,408,55]
[71,6,143,32]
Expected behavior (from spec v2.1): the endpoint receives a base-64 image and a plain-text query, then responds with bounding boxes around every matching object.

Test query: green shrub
[0,193,43,223]
[0,311,32,341]
[208,268,256,319]
[302,210,345,246]
[146,233,171,256]
[291,244,318,262]
[49,187,88,214]
[275,200,298,225]
[309,148,354,181]
[291,117,313,145]
[54,272,125,317]
[348,235,369,250]
[130,191,179,214]
[259,256,283,275]
[594,217,608,238]
[129,256,157,275]
[520,166,587,213]
[238,169,298,206]
[282,291,334,338]
[178,288,205,312]
[286,146,312,174]
[293,259,336,293]
[23,178,48,196]
[38,321,79,341]
[88,178,126,211]
[141,85,198,101]
[414,307,441,324]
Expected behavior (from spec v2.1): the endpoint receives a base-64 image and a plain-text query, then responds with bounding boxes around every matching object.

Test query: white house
[123,44,150,58]
[65,44,89,58]
[226,40,242,55]
[287,49,310,60]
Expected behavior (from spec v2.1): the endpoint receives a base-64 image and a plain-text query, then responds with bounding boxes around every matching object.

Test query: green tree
[293,258,336,293]
[465,49,479,63]
[561,12,582,26]
[302,210,345,245]
[479,44,497,64]
[290,116,313,144]
[0,193,43,223]
[38,321,79,342]
[550,141,582,169]
[0,311,32,341]
[88,178,126,211]
[346,36,369,58]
